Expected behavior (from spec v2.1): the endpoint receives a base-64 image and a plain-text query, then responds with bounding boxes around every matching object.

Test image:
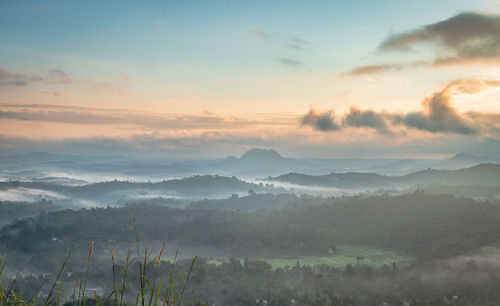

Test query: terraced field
[206,245,409,269]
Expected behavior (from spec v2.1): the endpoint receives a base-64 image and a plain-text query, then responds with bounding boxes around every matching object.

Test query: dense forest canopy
[2,192,499,259]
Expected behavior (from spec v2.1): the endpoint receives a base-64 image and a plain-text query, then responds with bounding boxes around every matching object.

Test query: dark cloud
[301,108,340,131]
[344,12,500,75]
[303,78,500,135]
[379,12,500,57]
[342,106,389,133]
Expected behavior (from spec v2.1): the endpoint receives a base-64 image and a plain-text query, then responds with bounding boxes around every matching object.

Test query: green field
[206,245,409,269]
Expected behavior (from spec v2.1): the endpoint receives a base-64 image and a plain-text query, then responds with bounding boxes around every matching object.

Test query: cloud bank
[302,78,500,135]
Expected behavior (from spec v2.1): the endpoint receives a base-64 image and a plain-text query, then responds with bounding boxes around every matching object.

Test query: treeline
[9,250,500,306]
[0,199,60,227]
[187,193,298,211]
[418,184,500,200]
[2,192,500,258]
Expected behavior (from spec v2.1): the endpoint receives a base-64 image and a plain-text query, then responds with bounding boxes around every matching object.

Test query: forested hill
[0,175,279,198]
[270,163,500,188]
[2,192,500,259]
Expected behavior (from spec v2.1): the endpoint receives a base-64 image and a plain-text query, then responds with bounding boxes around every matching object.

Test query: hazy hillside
[271,163,500,189]
[0,175,281,207]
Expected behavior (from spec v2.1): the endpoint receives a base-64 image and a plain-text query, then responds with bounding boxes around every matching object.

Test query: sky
[1,0,500,158]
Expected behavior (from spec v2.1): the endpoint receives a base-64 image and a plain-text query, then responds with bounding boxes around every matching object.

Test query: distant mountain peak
[240,148,282,160]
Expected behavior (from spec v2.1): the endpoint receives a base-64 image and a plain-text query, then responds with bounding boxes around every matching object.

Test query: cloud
[250,29,311,52]
[39,90,61,97]
[391,79,495,135]
[0,68,29,86]
[342,106,389,133]
[343,61,430,76]
[48,69,72,83]
[0,79,28,86]
[301,108,340,131]
[343,64,400,76]
[278,57,303,67]
[465,111,500,125]
[251,28,272,40]
[0,67,72,86]
[445,78,500,94]
[396,93,476,135]
[0,104,296,130]
[286,36,310,52]
[344,12,500,75]
[303,78,500,135]
[379,12,500,57]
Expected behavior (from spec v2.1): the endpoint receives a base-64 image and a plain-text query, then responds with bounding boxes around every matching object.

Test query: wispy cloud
[0,67,72,86]
[48,69,72,83]
[0,104,296,130]
[250,28,311,52]
[278,57,303,68]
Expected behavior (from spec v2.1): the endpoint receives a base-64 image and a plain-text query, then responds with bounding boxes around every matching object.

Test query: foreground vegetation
[0,239,197,306]
[4,246,500,305]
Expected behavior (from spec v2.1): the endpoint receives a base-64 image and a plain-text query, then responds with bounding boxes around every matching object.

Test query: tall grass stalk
[79,240,94,306]
[44,247,72,306]
[147,242,165,306]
